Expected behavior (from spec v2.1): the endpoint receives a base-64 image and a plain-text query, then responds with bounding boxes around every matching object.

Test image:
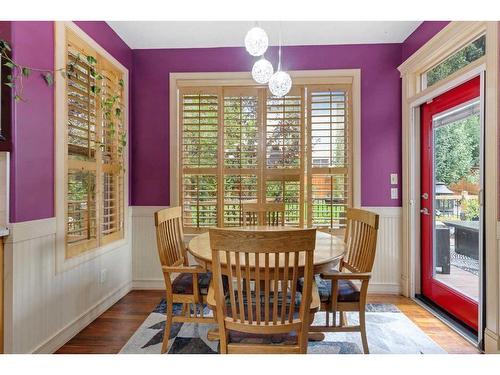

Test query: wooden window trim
[55,21,129,273]
[170,70,361,234]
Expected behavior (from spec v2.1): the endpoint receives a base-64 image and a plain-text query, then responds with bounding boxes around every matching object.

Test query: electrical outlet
[100,268,108,284]
[390,173,398,185]
[391,188,398,200]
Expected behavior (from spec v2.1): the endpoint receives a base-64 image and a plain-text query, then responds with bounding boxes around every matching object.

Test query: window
[63,28,126,259]
[422,35,486,89]
[308,86,352,229]
[178,80,353,233]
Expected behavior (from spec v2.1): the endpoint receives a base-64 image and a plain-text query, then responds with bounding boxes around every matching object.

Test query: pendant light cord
[278,23,282,71]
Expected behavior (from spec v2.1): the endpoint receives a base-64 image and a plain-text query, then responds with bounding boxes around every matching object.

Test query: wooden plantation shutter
[65,30,126,258]
[178,82,351,233]
[180,88,219,231]
[307,85,352,230]
[66,32,99,257]
[264,87,304,226]
[223,87,259,227]
[100,60,125,245]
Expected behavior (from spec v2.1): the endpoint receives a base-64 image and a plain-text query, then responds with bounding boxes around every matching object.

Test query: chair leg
[339,310,344,327]
[219,331,229,354]
[342,311,348,326]
[359,309,369,354]
[161,300,174,354]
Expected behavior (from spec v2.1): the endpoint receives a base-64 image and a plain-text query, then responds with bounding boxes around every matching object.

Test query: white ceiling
[107,21,422,49]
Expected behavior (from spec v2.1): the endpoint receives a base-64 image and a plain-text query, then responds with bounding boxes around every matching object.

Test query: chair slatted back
[242,202,286,226]
[342,208,379,273]
[154,207,186,267]
[209,228,316,352]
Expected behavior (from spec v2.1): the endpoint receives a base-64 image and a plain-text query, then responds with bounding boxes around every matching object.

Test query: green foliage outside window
[425,35,485,88]
[434,114,480,186]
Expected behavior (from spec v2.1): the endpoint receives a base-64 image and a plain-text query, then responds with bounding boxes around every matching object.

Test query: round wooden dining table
[187,226,346,342]
[187,225,346,274]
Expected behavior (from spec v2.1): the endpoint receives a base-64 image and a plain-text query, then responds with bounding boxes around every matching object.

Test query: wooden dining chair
[242,202,285,226]
[154,207,215,354]
[207,228,320,354]
[306,208,379,354]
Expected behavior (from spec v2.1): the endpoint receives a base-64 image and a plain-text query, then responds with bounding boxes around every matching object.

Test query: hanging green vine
[0,39,57,101]
[0,38,126,160]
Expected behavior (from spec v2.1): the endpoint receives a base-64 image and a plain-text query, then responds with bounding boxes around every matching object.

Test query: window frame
[170,70,361,234]
[420,34,486,90]
[55,21,129,272]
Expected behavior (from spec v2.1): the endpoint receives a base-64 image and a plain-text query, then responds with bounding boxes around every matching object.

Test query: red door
[421,76,481,332]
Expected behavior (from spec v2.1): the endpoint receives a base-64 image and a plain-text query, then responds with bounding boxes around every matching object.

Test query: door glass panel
[432,100,480,301]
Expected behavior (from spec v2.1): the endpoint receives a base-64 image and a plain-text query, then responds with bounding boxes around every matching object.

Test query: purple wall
[132,44,403,207]
[6,21,132,222]
[0,22,13,152]
[401,21,450,62]
[9,21,55,222]
[4,21,455,221]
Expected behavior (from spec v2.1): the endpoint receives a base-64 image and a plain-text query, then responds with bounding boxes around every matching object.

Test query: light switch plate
[391,188,398,200]
[390,173,398,185]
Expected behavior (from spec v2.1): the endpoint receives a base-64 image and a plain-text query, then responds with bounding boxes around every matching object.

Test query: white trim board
[132,279,165,290]
[5,217,56,244]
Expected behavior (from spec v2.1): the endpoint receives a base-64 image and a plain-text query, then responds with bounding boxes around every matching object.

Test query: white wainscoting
[131,206,402,294]
[361,207,402,294]
[0,152,9,227]
[131,206,167,289]
[3,217,132,353]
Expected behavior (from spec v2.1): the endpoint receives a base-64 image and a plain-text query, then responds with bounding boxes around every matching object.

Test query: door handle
[420,208,430,215]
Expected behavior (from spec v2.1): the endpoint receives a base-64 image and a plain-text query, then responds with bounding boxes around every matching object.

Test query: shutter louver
[308,86,351,230]
[266,93,302,169]
[181,91,219,230]
[100,64,125,244]
[66,37,99,256]
[67,170,97,255]
[67,47,97,161]
[265,88,304,226]
[223,89,259,226]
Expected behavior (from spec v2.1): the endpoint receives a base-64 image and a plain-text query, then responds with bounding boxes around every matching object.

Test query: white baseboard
[132,279,165,290]
[484,328,500,353]
[367,283,401,295]
[32,282,132,354]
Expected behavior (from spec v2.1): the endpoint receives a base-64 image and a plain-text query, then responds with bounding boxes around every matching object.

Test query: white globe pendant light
[252,56,274,84]
[269,70,292,97]
[244,26,269,57]
[268,35,292,97]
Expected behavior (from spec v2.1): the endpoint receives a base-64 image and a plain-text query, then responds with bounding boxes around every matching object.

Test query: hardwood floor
[368,294,479,354]
[56,290,163,354]
[56,290,479,354]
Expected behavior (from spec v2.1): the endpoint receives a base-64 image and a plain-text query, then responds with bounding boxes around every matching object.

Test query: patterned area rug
[119,301,446,354]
